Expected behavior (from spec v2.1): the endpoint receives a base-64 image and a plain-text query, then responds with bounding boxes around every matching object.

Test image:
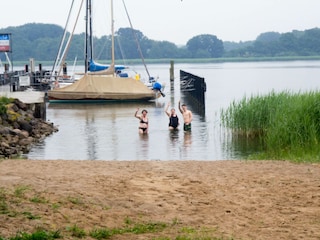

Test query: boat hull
[47,74,158,102]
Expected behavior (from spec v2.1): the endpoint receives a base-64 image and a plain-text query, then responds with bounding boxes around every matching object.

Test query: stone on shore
[0,98,58,158]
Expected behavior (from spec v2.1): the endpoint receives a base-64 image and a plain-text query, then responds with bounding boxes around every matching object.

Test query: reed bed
[221,90,320,161]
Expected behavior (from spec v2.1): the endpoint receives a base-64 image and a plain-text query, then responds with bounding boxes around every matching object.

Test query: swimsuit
[139,118,148,133]
[169,115,179,129]
[139,127,148,133]
[183,123,191,131]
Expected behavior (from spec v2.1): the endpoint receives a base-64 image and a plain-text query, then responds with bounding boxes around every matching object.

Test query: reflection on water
[138,133,149,159]
[183,132,192,148]
[221,133,265,159]
[169,129,179,142]
[25,61,320,160]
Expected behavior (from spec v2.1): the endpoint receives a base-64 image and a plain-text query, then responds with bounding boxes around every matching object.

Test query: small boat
[48,0,162,102]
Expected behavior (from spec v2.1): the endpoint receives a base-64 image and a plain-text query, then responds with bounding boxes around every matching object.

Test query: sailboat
[48,0,162,102]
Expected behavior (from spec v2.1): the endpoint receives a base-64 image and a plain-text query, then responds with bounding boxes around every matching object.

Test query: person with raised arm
[179,101,193,131]
[134,108,149,134]
[165,102,179,130]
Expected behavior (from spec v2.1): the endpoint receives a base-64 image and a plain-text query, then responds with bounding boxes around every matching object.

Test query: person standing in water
[165,102,179,130]
[134,108,149,134]
[179,100,193,131]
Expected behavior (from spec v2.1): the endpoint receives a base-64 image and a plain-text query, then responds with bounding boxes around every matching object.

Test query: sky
[1,0,320,45]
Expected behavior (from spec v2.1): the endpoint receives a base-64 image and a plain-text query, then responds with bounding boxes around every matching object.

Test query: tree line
[1,23,320,62]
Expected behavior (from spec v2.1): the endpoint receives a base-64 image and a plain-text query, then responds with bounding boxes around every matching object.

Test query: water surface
[26,61,320,160]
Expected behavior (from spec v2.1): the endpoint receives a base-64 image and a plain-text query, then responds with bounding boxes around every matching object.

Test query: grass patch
[0,188,9,214]
[51,203,60,211]
[89,220,168,239]
[0,187,46,219]
[14,185,30,198]
[0,187,232,240]
[67,196,84,205]
[7,229,61,240]
[127,222,167,234]
[221,90,320,161]
[0,96,14,115]
[66,224,86,238]
[89,228,112,239]
[1,220,230,240]
[30,195,48,204]
[22,211,41,220]
[175,226,232,240]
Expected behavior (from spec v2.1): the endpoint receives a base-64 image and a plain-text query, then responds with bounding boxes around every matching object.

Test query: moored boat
[48,0,162,102]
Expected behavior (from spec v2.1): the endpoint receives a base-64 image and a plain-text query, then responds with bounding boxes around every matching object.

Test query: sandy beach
[0,159,319,239]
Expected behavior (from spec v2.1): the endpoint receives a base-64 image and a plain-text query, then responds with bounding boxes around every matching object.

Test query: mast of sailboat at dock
[85,0,93,74]
[111,0,115,67]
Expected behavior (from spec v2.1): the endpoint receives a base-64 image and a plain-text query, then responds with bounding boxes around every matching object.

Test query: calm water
[26,61,320,160]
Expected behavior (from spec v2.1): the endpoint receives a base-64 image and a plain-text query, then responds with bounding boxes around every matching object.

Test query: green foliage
[124,216,133,225]
[88,220,167,239]
[127,222,167,234]
[0,200,9,214]
[0,188,9,214]
[187,34,224,58]
[0,24,188,62]
[67,196,84,205]
[22,211,41,220]
[221,90,320,161]
[256,32,281,42]
[89,228,112,239]
[228,28,320,57]
[30,195,48,204]
[14,185,30,198]
[8,229,61,240]
[51,203,60,211]
[66,225,86,238]
[0,97,13,115]
[0,96,13,105]
[1,23,320,61]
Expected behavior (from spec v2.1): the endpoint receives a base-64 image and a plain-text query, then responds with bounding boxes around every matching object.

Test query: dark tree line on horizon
[1,23,320,62]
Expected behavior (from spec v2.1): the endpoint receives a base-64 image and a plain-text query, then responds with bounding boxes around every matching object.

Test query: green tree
[278,32,299,55]
[186,34,224,58]
[299,28,320,55]
[147,40,179,58]
[256,32,281,42]
[2,23,320,61]
[115,27,150,59]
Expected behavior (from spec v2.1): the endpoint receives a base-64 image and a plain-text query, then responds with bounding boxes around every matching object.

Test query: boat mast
[111,0,115,67]
[51,0,75,78]
[85,0,93,73]
[89,0,93,61]
[85,0,89,73]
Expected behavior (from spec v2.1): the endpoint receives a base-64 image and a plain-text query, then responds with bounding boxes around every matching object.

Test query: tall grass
[221,90,320,161]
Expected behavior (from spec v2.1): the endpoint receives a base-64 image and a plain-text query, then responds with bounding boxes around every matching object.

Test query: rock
[18,119,33,134]
[1,141,10,148]
[0,98,58,158]
[12,129,29,138]
[0,126,11,135]
[13,98,27,111]
[19,137,33,146]
[7,103,19,113]
[20,130,29,138]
